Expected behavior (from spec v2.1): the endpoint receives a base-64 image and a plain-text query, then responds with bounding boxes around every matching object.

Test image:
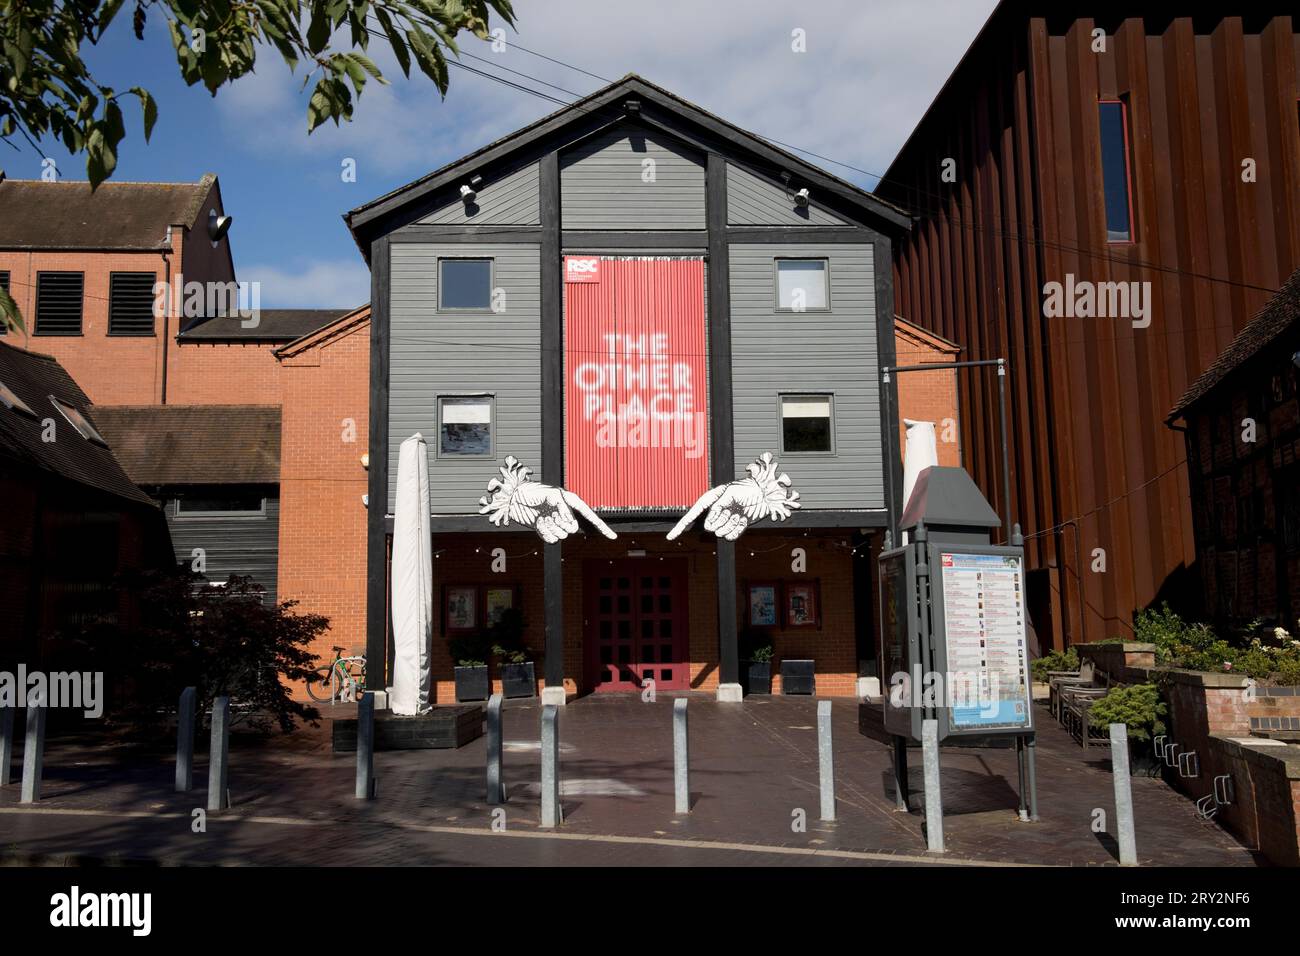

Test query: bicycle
[307,646,367,703]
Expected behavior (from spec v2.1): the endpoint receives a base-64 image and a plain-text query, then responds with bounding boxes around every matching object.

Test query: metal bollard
[921,718,944,852]
[20,694,47,804]
[541,704,562,827]
[207,696,231,811]
[1109,723,1137,865]
[175,687,196,793]
[0,704,14,787]
[356,692,376,800]
[817,700,836,821]
[673,698,690,814]
[486,694,505,805]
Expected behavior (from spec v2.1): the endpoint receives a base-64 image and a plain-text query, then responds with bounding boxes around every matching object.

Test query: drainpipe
[160,227,172,404]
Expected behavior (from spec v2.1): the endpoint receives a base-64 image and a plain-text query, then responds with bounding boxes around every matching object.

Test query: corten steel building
[877,5,1300,647]
[347,75,940,701]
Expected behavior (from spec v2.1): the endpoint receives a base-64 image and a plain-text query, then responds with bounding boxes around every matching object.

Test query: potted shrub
[490,608,535,699]
[739,630,774,695]
[449,632,491,702]
[1088,683,1167,774]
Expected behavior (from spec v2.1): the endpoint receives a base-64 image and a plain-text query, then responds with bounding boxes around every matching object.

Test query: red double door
[584,559,689,692]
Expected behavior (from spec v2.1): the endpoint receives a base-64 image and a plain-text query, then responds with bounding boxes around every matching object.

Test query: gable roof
[91,405,281,486]
[178,308,360,343]
[1169,268,1300,420]
[345,74,911,251]
[275,304,371,359]
[0,341,156,507]
[0,175,217,251]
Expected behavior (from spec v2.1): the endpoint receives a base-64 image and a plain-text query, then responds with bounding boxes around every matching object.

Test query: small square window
[439,396,493,456]
[438,259,493,311]
[781,395,833,453]
[776,259,828,311]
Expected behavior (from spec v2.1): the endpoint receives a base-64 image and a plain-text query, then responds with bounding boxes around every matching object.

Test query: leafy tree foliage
[0,0,516,330]
[59,567,332,733]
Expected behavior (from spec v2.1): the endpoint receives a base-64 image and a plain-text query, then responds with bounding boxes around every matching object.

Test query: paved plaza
[0,694,1262,867]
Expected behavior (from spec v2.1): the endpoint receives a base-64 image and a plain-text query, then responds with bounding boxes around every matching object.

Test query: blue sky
[14,1,997,308]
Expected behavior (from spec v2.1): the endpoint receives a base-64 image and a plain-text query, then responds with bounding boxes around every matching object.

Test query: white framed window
[438,258,494,311]
[780,394,834,454]
[49,396,107,446]
[439,395,494,457]
[775,258,829,312]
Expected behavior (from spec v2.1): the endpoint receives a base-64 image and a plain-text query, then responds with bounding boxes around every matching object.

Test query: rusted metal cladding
[880,10,1300,646]
[564,255,710,509]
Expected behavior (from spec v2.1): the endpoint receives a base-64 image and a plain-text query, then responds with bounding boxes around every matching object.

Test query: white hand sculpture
[667,452,801,541]
[478,456,617,544]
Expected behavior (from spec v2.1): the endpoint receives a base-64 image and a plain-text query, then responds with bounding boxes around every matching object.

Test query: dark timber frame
[355,74,910,696]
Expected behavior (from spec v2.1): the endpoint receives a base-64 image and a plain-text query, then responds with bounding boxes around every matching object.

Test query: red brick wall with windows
[0,247,176,406]
[275,313,371,673]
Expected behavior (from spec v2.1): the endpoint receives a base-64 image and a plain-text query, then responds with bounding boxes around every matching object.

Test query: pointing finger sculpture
[667,452,801,541]
[479,455,617,544]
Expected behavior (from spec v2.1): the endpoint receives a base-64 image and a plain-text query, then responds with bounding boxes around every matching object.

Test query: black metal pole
[997,359,1012,543]
[882,367,898,541]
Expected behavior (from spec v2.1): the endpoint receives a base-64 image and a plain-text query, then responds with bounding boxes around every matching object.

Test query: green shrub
[1089,683,1167,743]
[1031,648,1078,682]
[449,632,490,667]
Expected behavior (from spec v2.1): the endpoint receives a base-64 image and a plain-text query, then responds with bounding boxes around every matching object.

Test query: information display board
[930,547,1033,734]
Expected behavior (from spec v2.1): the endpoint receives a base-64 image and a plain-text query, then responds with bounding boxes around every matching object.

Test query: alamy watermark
[1043,273,1151,329]
[888,667,1003,717]
[0,665,103,718]
[153,273,261,328]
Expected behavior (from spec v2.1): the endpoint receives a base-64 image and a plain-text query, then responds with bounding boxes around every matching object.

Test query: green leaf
[129,87,157,141]
[0,283,25,335]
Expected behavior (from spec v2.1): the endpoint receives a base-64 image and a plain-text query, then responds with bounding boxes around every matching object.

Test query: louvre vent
[34,272,84,336]
[109,272,157,336]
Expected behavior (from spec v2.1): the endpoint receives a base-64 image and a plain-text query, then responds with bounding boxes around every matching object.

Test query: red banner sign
[564,256,710,510]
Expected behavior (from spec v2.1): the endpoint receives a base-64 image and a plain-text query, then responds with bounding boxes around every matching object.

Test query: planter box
[501,661,536,699]
[332,705,483,751]
[742,660,772,695]
[454,665,490,702]
[781,659,815,695]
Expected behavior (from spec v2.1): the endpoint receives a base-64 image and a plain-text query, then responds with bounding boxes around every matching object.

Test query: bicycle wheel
[305,666,337,703]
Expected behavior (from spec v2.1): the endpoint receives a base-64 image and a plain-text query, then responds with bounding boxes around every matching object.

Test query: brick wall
[168,340,283,405]
[0,248,176,405]
[275,317,370,673]
[894,317,961,467]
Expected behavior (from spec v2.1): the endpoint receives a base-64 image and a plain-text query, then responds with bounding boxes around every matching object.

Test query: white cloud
[213,0,998,189]
[239,258,371,309]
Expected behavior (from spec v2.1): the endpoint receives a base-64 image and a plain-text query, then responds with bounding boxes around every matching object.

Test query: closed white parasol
[389,433,433,715]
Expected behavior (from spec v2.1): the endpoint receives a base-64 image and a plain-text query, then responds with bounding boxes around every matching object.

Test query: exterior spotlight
[459,183,477,203]
[360,452,370,469]
[207,209,232,243]
[793,187,811,207]
[1292,350,1300,370]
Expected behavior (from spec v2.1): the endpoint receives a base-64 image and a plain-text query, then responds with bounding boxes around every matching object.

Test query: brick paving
[0,694,1262,866]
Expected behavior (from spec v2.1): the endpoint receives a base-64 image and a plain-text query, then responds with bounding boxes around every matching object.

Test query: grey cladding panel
[726,163,851,227]
[561,126,705,230]
[729,243,883,510]
[388,243,541,514]
[418,162,540,225]
[166,494,280,602]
